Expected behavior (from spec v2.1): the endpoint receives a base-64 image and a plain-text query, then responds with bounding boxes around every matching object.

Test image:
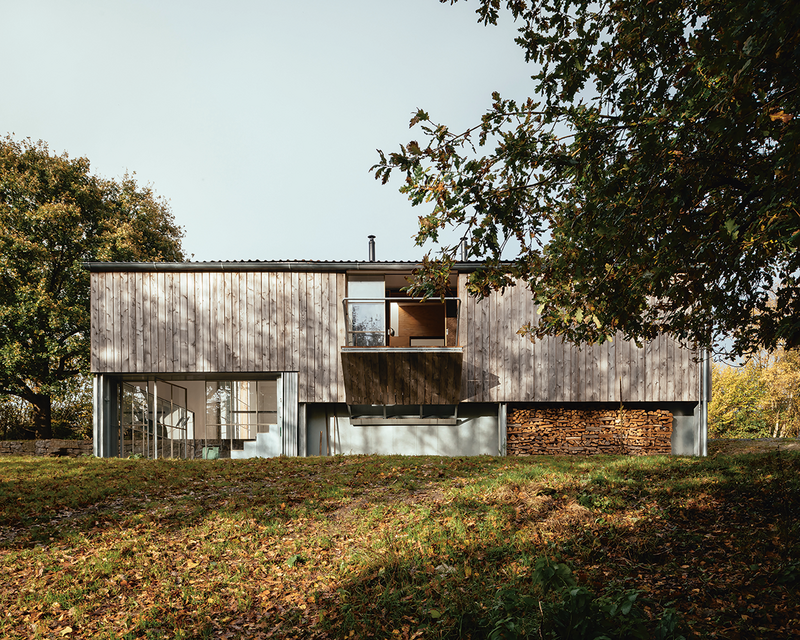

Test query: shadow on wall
[461,362,500,402]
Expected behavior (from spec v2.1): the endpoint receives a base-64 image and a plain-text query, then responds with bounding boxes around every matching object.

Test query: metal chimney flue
[368,235,376,262]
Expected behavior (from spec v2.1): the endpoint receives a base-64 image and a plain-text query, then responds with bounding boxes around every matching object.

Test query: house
[88,245,710,460]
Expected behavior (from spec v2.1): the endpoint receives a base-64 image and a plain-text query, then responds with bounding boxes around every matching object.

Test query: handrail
[341,297,461,347]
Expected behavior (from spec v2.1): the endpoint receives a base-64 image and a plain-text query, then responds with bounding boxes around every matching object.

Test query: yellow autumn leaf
[769,110,792,123]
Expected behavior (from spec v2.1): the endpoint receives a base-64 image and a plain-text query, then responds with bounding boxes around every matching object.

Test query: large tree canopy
[0,136,184,437]
[374,0,800,358]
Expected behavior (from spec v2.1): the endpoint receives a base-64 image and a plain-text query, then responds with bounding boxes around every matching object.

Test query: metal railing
[342,297,461,347]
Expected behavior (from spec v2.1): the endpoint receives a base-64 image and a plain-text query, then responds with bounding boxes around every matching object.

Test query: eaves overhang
[84,260,492,273]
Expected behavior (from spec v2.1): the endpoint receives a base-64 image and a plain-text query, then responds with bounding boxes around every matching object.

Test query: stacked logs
[507,407,673,456]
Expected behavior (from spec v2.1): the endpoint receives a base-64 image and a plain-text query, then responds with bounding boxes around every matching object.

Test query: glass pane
[257,380,278,431]
[206,379,279,439]
[351,302,384,332]
[353,332,385,347]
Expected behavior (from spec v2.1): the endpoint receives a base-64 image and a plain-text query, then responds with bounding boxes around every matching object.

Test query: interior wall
[180,380,209,438]
[305,403,499,456]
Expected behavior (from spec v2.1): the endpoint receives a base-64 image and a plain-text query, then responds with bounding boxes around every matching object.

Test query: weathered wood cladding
[91,267,700,407]
[91,271,345,403]
[457,274,700,403]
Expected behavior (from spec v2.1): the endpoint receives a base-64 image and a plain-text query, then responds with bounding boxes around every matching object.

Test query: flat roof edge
[84,261,489,273]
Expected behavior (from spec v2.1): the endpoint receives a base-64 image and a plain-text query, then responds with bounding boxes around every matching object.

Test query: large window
[205,380,278,440]
[119,381,193,458]
[343,274,461,347]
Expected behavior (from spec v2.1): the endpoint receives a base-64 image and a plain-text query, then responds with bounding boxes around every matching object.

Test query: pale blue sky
[1,0,532,262]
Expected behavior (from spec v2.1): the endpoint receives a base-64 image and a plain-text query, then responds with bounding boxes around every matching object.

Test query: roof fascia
[84,261,489,273]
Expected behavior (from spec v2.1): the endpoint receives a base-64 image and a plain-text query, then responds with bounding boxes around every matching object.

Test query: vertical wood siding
[90,269,699,406]
[90,271,344,403]
[457,274,700,403]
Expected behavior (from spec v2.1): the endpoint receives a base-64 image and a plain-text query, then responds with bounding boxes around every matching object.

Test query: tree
[0,374,92,440]
[0,136,184,438]
[758,347,800,437]
[709,349,800,438]
[373,0,800,357]
[708,361,768,438]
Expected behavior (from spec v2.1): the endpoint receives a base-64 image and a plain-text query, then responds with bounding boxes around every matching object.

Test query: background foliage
[709,349,800,438]
[0,136,184,437]
[0,374,92,441]
[374,0,800,359]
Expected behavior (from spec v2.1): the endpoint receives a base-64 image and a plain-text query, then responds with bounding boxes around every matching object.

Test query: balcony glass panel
[350,302,385,346]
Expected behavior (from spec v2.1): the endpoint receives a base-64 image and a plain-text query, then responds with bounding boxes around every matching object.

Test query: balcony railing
[342,297,461,347]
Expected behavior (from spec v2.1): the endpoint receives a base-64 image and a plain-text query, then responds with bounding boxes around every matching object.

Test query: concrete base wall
[305,403,500,457]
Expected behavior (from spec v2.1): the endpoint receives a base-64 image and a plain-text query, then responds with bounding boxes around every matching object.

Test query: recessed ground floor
[92,373,707,459]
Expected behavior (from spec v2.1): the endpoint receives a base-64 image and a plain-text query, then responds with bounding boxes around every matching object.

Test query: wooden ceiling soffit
[340,349,463,405]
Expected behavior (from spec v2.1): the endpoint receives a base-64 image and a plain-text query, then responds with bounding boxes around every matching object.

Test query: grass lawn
[1,441,798,638]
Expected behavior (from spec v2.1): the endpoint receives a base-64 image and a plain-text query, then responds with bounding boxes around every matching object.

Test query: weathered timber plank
[159,271,167,371]
[180,272,189,372]
[291,272,300,372]
[635,340,647,401]
[233,272,242,371]
[319,273,330,402]
[245,272,254,372]
[267,272,277,371]
[164,272,174,372]
[255,272,264,371]
[213,273,222,372]
[607,338,616,402]
[335,273,346,401]
[297,273,308,399]
[122,272,132,373]
[501,285,511,401]
[91,273,102,371]
[130,273,140,372]
[193,272,203,372]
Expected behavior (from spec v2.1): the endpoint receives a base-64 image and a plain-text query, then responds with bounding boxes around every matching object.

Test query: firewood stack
[506,407,673,456]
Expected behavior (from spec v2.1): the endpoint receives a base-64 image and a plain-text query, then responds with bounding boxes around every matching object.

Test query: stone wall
[0,439,94,457]
[507,407,673,456]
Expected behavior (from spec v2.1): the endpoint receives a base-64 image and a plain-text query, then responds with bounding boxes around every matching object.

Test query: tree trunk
[31,393,53,439]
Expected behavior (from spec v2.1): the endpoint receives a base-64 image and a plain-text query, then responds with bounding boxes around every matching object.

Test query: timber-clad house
[88,248,710,459]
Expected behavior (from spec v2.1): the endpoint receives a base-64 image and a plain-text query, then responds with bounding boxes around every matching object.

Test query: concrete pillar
[498,403,507,456]
[281,373,299,456]
[695,351,711,457]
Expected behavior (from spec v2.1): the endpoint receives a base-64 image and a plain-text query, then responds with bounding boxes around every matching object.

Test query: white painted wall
[305,403,500,457]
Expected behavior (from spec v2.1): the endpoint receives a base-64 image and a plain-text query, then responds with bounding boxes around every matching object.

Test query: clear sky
[1,0,533,262]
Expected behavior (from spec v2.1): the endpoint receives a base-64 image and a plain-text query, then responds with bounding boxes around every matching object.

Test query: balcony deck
[340,347,463,405]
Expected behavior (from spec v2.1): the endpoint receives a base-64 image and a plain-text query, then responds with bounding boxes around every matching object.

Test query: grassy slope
[0,442,798,639]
